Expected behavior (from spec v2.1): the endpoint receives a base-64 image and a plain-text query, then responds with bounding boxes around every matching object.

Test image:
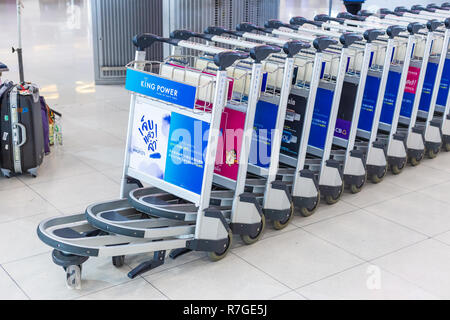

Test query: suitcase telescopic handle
[15,123,27,147]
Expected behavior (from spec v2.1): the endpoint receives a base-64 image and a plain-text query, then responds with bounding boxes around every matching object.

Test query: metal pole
[16,0,24,84]
[329,0,332,16]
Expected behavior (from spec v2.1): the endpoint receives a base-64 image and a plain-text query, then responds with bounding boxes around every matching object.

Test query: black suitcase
[0,83,45,177]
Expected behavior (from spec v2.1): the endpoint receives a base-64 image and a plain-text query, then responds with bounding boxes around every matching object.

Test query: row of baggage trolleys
[37,4,450,289]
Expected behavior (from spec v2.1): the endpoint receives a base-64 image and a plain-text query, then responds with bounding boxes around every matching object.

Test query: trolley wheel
[349,173,366,194]
[273,202,294,230]
[112,255,125,268]
[371,165,388,184]
[444,143,450,152]
[427,148,439,159]
[208,231,233,262]
[390,162,405,175]
[240,214,266,245]
[65,265,82,290]
[325,184,344,205]
[409,154,423,166]
[299,191,321,217]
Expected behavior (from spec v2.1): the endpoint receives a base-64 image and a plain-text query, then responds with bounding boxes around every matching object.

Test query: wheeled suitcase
[0,83,45,177]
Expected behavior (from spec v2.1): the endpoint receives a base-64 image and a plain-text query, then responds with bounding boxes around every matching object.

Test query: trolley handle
[428,4,449,10]
[204,26,242,37]
[265,19,297,31]
[235,22,269,34]
[407,22,426,35]
[169,30,209,41]
[314,14,345,25]
[314,36,339,51]
[283,40,311,57]
[445,18,450,29]
[364,29,386,43]
[358,10,374,17]
[443,2,450,8]
[133,33,164,51]
[411,5,436,13]
[336,12,367,21]
[379,8,404,16]
[427,20,443,32]
[288,17,323,28]
[339,33,363,48]
[394,6,415,14]
[214,51,249,70]
[249,45,281,63]
[386,25,407,39]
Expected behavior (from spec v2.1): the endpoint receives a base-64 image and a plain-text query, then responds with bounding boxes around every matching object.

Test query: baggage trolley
[201,25,341,214]
[169,29,315,223]
[284,16,389,188]
[396,5,450,152]
[231,22,361,205]
[37,34,250,288]
[366,9,444,160]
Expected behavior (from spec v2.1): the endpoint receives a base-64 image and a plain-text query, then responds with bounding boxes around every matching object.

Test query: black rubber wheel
[240,214,266,245]
[112,255,125,267]
[273,202,294,230]
[208,231,233,262]
[409,153,423,166]
[427,148,439,159]
[371,165,388,184]
[349,173,366,194]
[444,143,450,152]
[325,184,344,205]
[299,191,321,217]
[390,161,405,175]
[65,265,82,289]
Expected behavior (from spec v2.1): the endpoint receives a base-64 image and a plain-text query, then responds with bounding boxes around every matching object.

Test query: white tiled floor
[1,0,450,300]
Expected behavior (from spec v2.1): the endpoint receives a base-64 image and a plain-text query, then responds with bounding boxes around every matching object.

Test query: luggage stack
[35,4,450,290]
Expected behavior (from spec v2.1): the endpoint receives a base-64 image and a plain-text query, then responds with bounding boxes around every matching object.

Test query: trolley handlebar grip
[364,29,386,43]
[358,10,374,17]
[386,25,407,39]
[428,4,449,10]
[339,33,363,48]
[250,45,281,63]
[314,14,345,24]
[394,6,413,14]
[445,18,450,29]
[170,30,209,41]
[289,16,323,27]
[283,40,310,57]
[427,19,443,32]
[336,12,366,21]
[411,5,435,12]
[204,26,242,37]
[214,51,249,70]
[133,33,164,51]
[379,8,403,16]
[265,19,297,30]
[443,2,450,8]
[235,22,268,34]
[313,36,338,52]
[407,22,426,35]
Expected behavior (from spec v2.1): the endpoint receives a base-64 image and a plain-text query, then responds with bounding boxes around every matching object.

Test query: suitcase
[0,83,45,177]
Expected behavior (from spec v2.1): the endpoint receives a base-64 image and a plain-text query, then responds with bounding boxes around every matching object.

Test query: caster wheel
[112,255,125,267]
[299,191,321,217]
[371,165,387,184]
[240,214,266,245]
[325,184,344,205]
[208,231,233,262]
[427,148,439,159]
[444,143,450,152]
[390,162,405,175]
[65,265,82,290]
[409,154,423,166]
[349,174,366,194]
[273,202,294,230]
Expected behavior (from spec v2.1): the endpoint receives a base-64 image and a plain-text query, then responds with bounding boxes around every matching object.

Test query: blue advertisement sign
[308,88,335,150]
[418,62,438,113]
[165,113,209,194]
[129,99,209,195]
[125,68,198,109]
[358,75,381,132]
[400,92,415,118]
[250,100,278,168]
[437,58,450,107]
[380,70,401,125]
